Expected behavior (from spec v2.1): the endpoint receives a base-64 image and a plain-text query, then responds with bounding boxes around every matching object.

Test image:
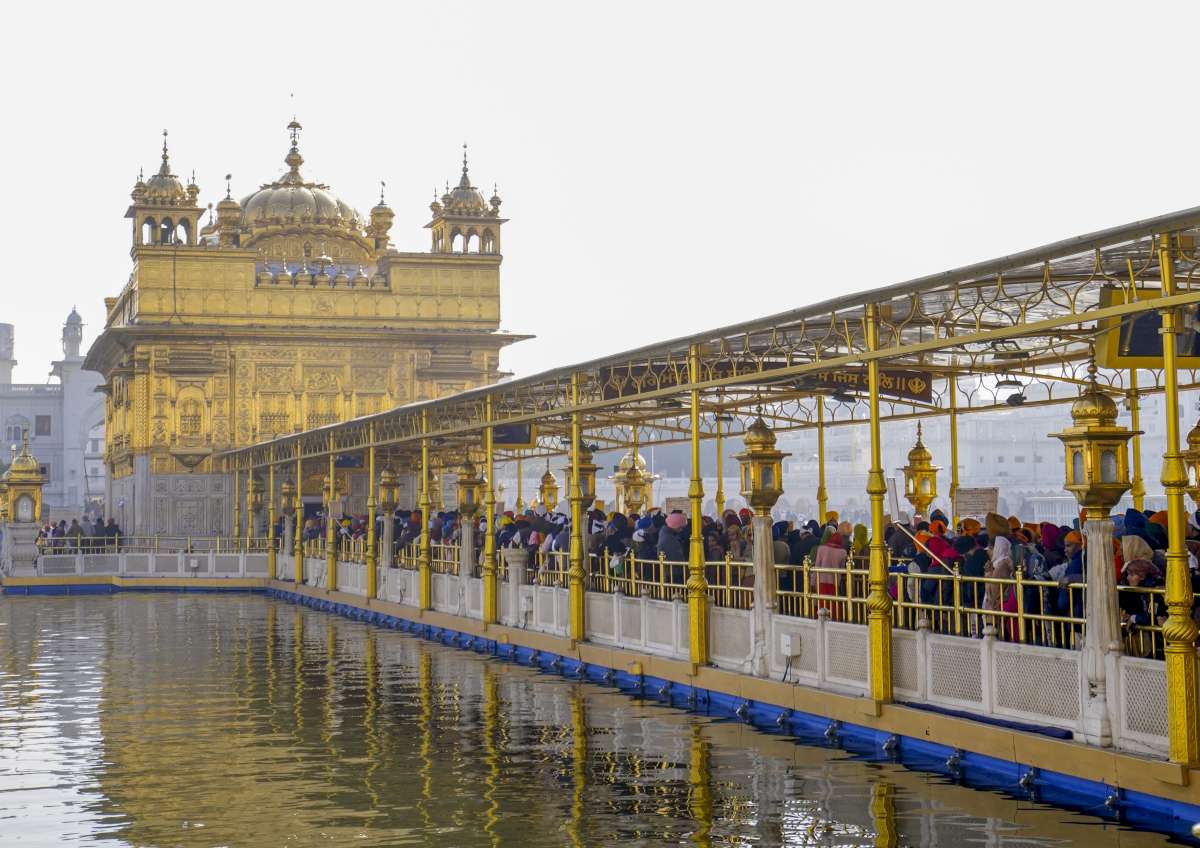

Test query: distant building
[0,313,106,519]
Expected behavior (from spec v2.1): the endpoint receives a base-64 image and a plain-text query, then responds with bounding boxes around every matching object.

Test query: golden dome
[3,433,42,484]
[141,132,190,206]
[440,146,495,217]
[617,449,648,473]
[541,467,558,485]
[1070,379,1119,427]
[742,415,777,451]
[907,423,933,464]
[1187,419,1200,452]
[238,122,366,248]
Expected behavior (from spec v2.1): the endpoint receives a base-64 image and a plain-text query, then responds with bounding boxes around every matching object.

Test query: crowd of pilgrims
[290,501,1200,642]
[35,517,123,549]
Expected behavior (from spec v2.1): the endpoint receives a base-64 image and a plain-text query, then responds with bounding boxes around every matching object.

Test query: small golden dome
[907,423,933,464]
[143,133,189,206]
[742,415,777,451]
[541,468,558,485]
[441,145,491,216]
[617,449,648,473]
[4,433,42,483]
[1187,419,1200,452]
[1070,381,1119,427]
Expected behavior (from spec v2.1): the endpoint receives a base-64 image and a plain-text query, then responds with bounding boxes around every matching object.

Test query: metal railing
[37,535,278,554]
[772,556,1089,646]
[533,550,570,587]
[431,543,459,576]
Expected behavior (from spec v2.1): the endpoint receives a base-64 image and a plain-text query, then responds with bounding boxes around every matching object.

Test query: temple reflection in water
[0,595,1161,846]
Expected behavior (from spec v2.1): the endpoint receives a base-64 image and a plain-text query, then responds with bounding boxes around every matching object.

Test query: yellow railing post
[567,374,587,642]
[686,343,710,666]
[482,395,498,623]
[816,399,828,524]
[419,412,433,610]
[1157,233,1200,765]
[1129,369,1146,512]
[326,431,338,593]
[246,472,255,552]
[294,448,305,586]
[864,302,893,703]
[267,452,277,580]
[366,429,378,601]
[948,372,960,525]
[232,468,241,548]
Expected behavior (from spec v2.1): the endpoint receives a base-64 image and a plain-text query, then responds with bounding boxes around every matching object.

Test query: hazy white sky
[4,1,1199,384]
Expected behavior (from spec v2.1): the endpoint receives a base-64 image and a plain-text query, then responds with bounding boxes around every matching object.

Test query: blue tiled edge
[267,586,1200,843]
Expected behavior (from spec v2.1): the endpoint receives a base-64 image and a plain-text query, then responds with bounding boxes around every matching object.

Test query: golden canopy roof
[3,432,42,484]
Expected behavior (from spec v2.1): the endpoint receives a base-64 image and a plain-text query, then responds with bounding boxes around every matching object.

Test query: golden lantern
[379,468,400,512]
[734,415,790,512]
[457,458,484,518]
[1052,367,1138,510]
[610,445,661,514]
[2,431,44,523]
[564,442,599,508]
[249,477,265,513]
[280,479,296,516]
[539,462,560,511]
[900,422,940,516]
[1184,417,1200,508]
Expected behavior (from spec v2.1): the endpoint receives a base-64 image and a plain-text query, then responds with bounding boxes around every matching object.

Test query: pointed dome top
[441,143,490,216]
[141,129,189,205]
[907,422,933,464]
[66,306,82,326]
[1070,364,1120,427]
[238,120,365,242]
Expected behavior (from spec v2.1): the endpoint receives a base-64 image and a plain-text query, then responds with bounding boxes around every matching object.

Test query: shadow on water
[0,594,1191,847]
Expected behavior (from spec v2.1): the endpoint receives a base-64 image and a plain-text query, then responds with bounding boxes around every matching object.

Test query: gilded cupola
[426,144,507,254]
[237,120,372,264]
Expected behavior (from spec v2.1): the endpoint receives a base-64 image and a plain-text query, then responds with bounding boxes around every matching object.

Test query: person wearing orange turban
[960,517,982,536]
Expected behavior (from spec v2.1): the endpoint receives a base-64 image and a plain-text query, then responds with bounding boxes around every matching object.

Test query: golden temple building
[85,123,526,535]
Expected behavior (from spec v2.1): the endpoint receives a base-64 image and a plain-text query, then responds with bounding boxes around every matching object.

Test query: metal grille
[1123,660,1169,740]
[891,631,920,694]
[929,640,982,705]
[994,648,1080,722]
[826,627,868,683]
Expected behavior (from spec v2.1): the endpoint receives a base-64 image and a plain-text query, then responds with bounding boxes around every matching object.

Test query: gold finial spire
[379,180,386,205]
[225,173,232,200]
[158,129,172,175]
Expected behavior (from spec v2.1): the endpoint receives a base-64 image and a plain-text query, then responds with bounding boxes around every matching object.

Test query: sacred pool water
[0,595,1183,847]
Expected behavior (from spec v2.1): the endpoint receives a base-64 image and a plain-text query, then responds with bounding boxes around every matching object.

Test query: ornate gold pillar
[687,343,710,667]
[326,431,338,592]
[865,303,893,703]
[294,449,304,586]
[816,398,828,523]
[246,472,255,547]
[267,454,277,580]
[1157,234,1200,765]
[948,372,960,523]
[232,468,241,548]
[515,455,525,512]
[1129,369,1146,511]
[483,396,498,623]
[366,426,378,601]
[419,411,433,610]
[715,412,726,516]
[567,374,586,641]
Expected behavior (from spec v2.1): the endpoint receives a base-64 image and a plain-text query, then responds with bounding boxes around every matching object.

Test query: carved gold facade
[85,125,526,534]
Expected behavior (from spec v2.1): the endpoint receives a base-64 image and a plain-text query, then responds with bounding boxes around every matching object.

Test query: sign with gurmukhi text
[954,487,999,518]
[598,362,931,402]
[804,369,932,403]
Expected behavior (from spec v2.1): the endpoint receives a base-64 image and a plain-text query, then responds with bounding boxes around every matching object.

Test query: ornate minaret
[426,144,506,254]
